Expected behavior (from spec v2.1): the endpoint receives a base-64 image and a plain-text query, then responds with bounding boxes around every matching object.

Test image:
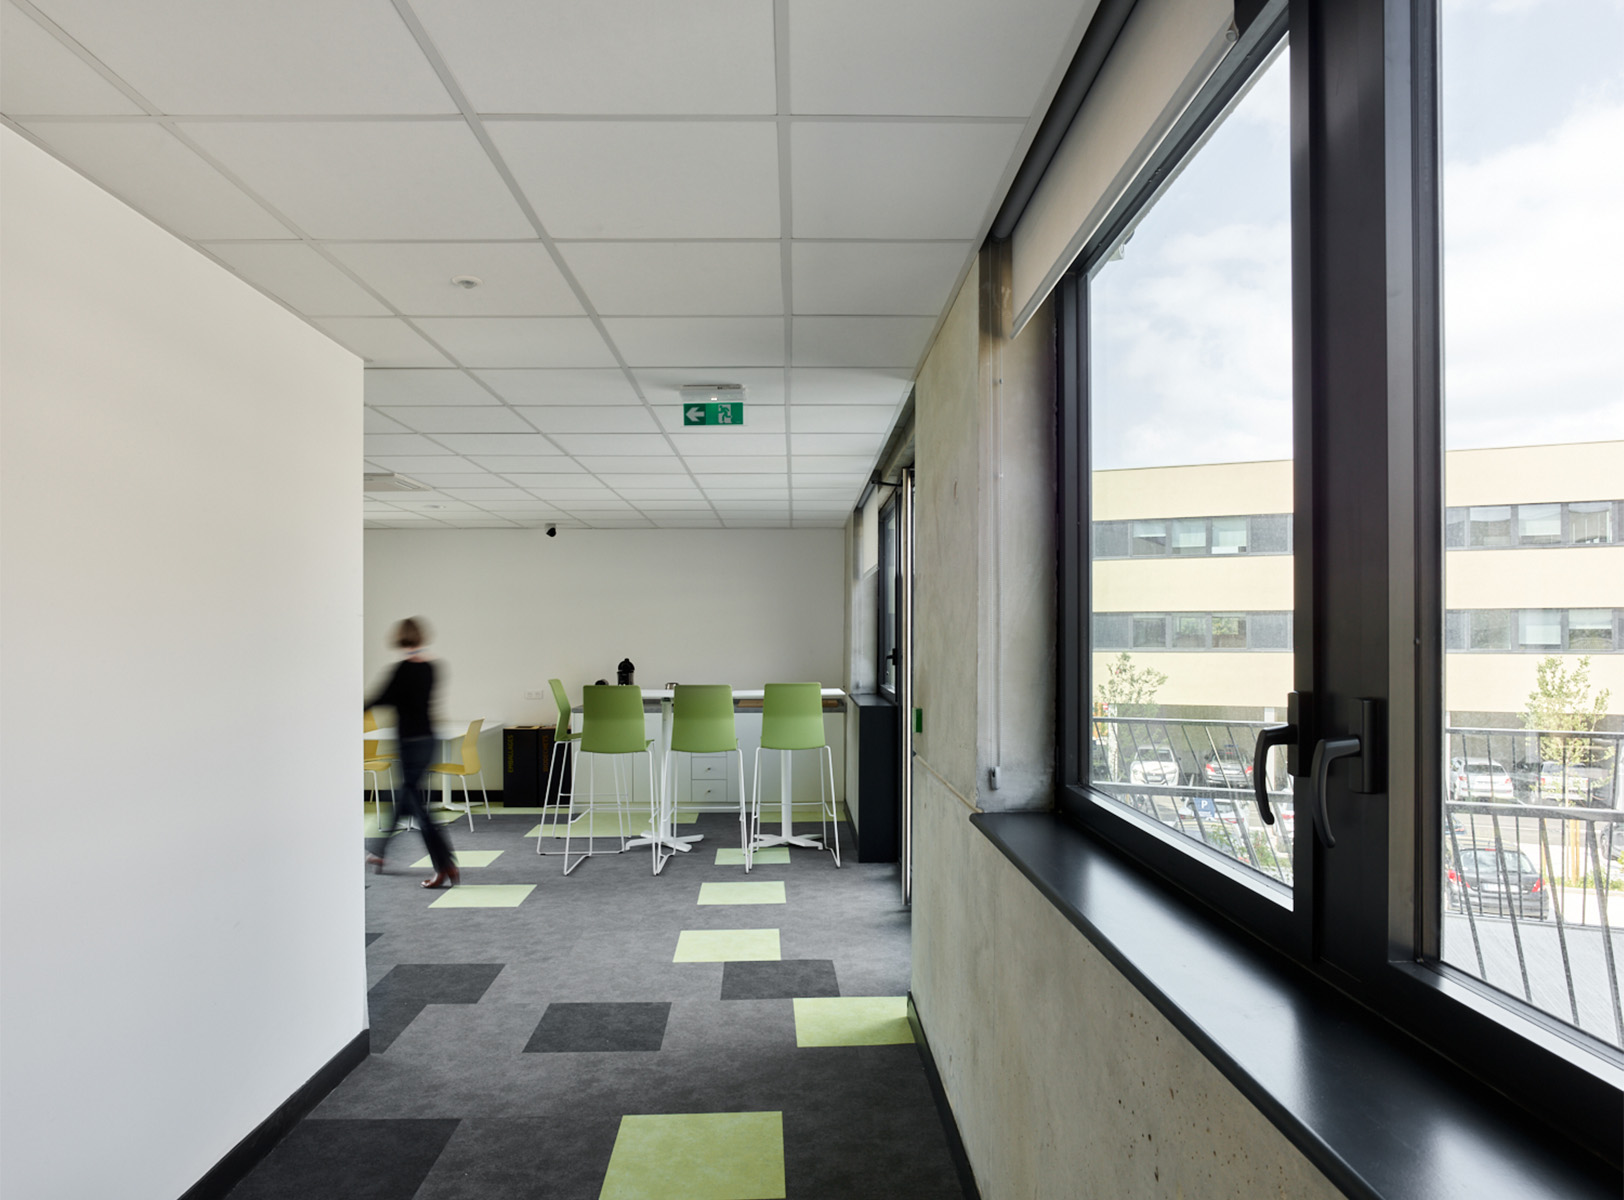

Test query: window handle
[1252,724,1295,825]
[1309,698,1384,849]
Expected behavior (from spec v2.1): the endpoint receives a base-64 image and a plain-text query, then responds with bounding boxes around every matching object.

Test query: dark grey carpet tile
[524,1001,672,1053]
[366,932,383,946]
[225,1118,459,1200]
[370,964,506,1004]
[722,958,840,999]
[412,1117,619,1200]
[368,964,504,1052]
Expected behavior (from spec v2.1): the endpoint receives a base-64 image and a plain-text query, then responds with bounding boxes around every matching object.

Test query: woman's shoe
[365,853,385,874]
[421,871,447,888]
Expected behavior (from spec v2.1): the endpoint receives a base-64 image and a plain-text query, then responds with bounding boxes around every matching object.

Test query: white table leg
[624,697,702,853]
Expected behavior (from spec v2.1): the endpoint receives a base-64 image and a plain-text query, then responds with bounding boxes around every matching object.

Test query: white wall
[0,130,363,1199]
[364,528,844,722]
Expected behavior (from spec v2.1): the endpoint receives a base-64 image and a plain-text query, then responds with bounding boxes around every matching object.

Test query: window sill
[971,811,1621,1200]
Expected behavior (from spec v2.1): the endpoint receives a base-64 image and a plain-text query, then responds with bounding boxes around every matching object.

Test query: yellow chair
[427,719,490,830]
[364,709,404,832]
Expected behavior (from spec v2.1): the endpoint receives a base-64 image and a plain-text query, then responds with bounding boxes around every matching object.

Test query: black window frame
[1053,0,1621,1163]
[877,490,901,701]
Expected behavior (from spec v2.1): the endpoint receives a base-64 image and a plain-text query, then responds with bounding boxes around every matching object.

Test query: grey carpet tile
[225,1118,459,1200]
[722,958,841,1000]
[232,812,966,1198]
[524,1001,672,1053]
[368,964,504,1052]
[365,932,383,947]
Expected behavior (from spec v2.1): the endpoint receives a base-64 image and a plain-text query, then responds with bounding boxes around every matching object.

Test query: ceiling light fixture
[363,472,432,493]
[450,275,482,289]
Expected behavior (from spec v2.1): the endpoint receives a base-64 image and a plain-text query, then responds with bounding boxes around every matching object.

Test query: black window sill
[971,811,1621,1200]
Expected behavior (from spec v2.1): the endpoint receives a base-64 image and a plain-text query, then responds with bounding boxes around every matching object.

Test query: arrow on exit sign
[683,401,744,426]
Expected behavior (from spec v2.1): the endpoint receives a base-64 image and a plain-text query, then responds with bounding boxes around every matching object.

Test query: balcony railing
[1087,717,1623,1047]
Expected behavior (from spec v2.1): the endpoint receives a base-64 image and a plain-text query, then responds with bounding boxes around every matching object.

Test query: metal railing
[1087,717,1624,1048]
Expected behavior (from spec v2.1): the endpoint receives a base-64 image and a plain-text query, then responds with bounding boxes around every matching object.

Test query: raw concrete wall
[908,247,1342,1198]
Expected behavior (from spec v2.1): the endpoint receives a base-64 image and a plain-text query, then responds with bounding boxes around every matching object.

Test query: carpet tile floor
[226,808,967,1199]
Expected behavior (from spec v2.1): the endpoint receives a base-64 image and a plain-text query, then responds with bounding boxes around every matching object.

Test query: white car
[1128,746,1180,786]
[1449,758,1514,802]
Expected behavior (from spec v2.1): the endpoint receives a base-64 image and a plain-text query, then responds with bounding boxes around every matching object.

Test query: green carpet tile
[227,811,967,1200]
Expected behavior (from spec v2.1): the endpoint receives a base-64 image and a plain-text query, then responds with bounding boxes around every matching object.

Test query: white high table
[575,687,848,859]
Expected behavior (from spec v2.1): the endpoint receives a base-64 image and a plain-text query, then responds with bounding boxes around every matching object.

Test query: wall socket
[524,689,545,700]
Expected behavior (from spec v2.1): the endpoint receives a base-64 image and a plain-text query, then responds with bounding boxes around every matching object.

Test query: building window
[1131,520,1167,556]
[1467,505,1512,547]
[1568,501,1613,545]
[1567,609,1614,653]
[1212,516,1249,554]
[1515,609,1562,651]
[1516,503,1561,545]
[1132,614,1167,648]
[1169,518,1208,556]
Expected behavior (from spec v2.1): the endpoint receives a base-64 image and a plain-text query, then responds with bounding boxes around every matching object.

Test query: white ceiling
[1,0,1096,529]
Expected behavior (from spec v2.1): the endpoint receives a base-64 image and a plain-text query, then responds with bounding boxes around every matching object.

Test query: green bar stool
[664,685,744,873]
[751,682,841,866]
[563,685,654,876]
[535,678,582,856]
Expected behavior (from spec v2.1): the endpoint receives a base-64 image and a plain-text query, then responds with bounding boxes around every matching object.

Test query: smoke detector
[364,472,432,493]
[450,275,483,289]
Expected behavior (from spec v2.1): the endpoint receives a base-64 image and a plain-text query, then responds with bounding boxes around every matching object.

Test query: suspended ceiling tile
[558,241,782,316]
[571,456,690,474]
[490,121,780,239]
[31,0,455,114]
[474,368,640,405]
[788,367,911,405]
[365,455,485,474]
[437,433,563,455]
[791,432,886,456]
[666,432,787,457]
[519,407,659,434]
[502,473,601,488]
[413,317,616,368]
[17,121,290,239]
[378,406,533,434]
[326,242,583,317]
[179,121,533,240]
[364,434,454,457]
[311,317,452,367]
[695,474,787,489]
[793,487,861,500]
[789,405,897,433]
[1,5,142,114]
[203,242,388,316]
[791,121,1022,239]
[470,457,587,474]
[790,455,877,473]
[635,367,786,407]
[791,241,971,316]
[607,481,702,495]
[475,500,564,512]
[683,456,787,473]
[365,369,493,406]
[792,316,936,368]
[604,317,784,368]
[412,0,775,115]
[703,489,787,501]
[440,487,535,501]
[788,0,1086,117]
[404,474,503,490]
[566,499,638,512]
[549,433,673,456]
[364,410,411,434]
[654,404,785,433]
[795,472,872,488]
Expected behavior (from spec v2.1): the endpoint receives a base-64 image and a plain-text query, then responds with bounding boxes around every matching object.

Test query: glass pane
[1094,613,1133,649]
[1440,0,1624,1048]
[1516,609,1562,651]
[1517,503,1561,545]
[1131,520,1168,556]
[1468,505,1512,547]
[1212,516,1249,554]
[878,501,898,693]
[1094,520,1133,558]
[1567,610,1614,653]
[1445,507,1467,548]
[1089,44,1294,897]
[1568,501,1613,545]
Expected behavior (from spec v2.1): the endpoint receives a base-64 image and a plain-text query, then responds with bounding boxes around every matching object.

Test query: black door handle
[1252,724,1295,825]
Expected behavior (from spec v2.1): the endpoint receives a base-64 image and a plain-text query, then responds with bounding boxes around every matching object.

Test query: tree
[1524,655,1612,768]
[1095,653,1167,717]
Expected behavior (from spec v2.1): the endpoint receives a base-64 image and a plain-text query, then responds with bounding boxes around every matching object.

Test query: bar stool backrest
[549,678,575,738]
[670,685,737,754]
[759,683,826,750]
[580,685,647,754]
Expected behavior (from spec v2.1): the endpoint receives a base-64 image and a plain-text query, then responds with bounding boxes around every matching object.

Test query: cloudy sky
[1088,0,1624,471]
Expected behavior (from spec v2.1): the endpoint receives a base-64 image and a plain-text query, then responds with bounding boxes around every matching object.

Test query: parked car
[1128,745,1180,786]
[1199,747,1253,789]
[1446,845,1548,921]
[1538,761,1616,805]
[1448,758,1514,802]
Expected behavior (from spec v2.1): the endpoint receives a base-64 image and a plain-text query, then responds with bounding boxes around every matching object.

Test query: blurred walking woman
[365,618,459,888]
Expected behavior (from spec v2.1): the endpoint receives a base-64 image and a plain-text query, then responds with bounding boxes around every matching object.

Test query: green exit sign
[683,401,744,426]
